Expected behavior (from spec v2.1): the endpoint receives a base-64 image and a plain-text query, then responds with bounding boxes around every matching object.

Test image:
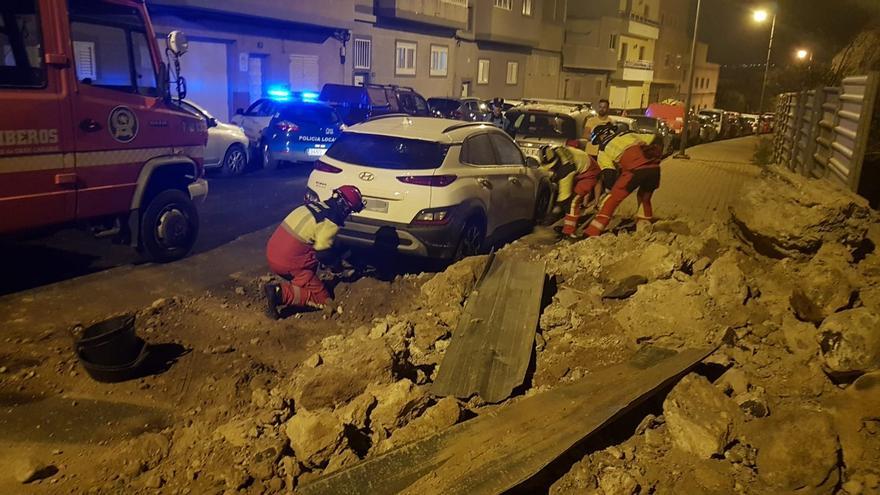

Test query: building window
[664,53,670,68]
[477,59,490,84]
[522,0,533,16]
[595,79,602,96]
[506,61,518,85]
[494,0,511,10]
[441,0,467,5]
[638,46,645,60]
[609,34,618,49]
[430,45,448,77]
[620,43,628,61]
[353,38,371,70]
[395,41,416,76]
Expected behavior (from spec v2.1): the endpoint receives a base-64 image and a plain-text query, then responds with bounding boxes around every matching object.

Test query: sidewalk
[0,137,762,335]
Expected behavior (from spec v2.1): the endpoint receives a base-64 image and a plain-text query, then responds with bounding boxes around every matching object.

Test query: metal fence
[773,72,879,192]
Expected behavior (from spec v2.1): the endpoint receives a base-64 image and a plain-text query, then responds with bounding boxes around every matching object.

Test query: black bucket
[75,314,141,366]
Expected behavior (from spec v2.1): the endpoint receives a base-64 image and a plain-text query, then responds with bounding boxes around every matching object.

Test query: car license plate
[307,148,327,157]
[364,198,388,213]
[522,147,539,157]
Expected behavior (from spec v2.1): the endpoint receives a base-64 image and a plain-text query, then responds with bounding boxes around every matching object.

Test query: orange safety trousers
[585,166,660,237]
[265,228,330,306]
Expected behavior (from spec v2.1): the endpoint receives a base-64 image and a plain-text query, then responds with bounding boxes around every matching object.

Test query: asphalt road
[0,166,310,296]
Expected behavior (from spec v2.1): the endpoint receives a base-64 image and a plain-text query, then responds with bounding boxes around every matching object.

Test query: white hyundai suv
[305,115,551,259]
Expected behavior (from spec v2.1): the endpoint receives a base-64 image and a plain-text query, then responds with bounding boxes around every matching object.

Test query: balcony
[472,0,540,47]
[376,0,468,30]
[620,11,659,39]
[613,60,654,82]
[562,44,617,71]
[148,0,356,29]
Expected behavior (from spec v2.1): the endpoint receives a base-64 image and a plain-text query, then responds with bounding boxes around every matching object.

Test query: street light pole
[674,0,702,159]
[757,12,777,114]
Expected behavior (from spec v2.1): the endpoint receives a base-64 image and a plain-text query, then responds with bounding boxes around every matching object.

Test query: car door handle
[508,176,520,185]
[476,178,493,189]
[79,119,102,132]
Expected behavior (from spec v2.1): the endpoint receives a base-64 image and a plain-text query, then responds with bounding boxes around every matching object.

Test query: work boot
[264,283,282,320]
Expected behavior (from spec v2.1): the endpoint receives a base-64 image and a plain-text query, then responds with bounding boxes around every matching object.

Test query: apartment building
[650,0,689,103]
[145,0,565,120]
[611,0,660,110]
[690,42,719,110]
[560,0,618,104]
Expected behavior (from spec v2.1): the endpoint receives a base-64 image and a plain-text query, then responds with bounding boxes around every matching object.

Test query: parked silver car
[178,101,250,177]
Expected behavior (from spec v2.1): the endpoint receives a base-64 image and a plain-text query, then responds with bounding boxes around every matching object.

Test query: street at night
[1,0,880,494]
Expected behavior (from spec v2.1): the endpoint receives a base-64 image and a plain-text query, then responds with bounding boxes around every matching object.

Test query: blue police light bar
[300,91,320,101]
[267,87,291,100]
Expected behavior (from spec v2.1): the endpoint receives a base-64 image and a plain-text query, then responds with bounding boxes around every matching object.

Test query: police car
[257,92,344,169]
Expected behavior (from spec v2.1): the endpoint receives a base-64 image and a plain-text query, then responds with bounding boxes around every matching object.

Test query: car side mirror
[235,108,244,115]
[206,117,218,128]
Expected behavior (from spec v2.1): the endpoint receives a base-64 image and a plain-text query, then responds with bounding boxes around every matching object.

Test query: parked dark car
[631,116,674,154]
[260,100,343,169]
[319,83,430,125]
[427,97,490,121]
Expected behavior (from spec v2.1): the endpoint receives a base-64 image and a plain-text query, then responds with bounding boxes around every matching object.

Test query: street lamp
[673,0,702,159]
[753,7,777,114]
[796,49,809,60]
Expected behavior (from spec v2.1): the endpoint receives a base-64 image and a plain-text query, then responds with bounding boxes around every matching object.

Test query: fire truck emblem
[108,106,139,143]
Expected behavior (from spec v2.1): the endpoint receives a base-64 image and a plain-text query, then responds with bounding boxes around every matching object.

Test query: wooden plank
[299,347,713,495]
[430,253,546,403]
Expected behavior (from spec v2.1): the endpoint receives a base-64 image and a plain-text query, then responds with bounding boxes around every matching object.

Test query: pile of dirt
[9,167,880,494]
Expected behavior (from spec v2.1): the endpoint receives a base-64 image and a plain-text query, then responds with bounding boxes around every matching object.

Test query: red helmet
[333,185,366,213]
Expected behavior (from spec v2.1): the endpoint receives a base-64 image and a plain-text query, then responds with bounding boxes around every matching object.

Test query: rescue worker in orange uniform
[264,186,365,319]
[538,144,592,226]
[584,123,664,237]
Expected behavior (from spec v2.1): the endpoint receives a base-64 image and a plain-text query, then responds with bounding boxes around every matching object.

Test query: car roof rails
[365,113,413,122]
[442,122,493,134]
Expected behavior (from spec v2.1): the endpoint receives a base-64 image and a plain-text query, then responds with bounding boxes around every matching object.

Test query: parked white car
[178,100,249,177]
[306,116,552,259]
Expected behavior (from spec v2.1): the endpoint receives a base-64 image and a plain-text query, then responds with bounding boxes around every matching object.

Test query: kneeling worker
[538,144,592,226]
[585,123,664,237]
[264,186,365,319]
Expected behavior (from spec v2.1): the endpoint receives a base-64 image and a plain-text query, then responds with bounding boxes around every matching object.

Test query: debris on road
[3,165,880,493]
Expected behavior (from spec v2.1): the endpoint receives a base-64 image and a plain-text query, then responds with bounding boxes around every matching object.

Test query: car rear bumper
[270,149,326,163]
[337,212,466,259]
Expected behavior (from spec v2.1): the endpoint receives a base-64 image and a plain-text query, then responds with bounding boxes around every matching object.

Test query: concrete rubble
[21,166,880,493]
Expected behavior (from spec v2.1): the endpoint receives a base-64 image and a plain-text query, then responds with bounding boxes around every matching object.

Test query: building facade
[690,42,720,110]
[650,0,689,103]
[144,0,715,120]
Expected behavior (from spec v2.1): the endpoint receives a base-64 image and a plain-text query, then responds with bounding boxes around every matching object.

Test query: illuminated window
[609,34,618,49]
[395,41,416,76]
[506,61,518,85]
[430,45,448,77]
[353,38,371,70]
[478,59,490,84]
[522,0,533,16]
[494,0,512,10]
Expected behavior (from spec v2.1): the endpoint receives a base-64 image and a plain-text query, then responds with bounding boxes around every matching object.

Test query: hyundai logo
[359,172,375,181]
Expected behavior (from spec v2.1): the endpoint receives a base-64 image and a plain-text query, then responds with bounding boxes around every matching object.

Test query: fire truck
[0,0,207,262]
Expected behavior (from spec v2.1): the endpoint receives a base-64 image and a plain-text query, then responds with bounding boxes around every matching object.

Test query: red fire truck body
[1,0,207,262]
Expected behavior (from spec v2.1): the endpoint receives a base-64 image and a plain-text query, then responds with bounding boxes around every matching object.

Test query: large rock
[286,333,395,410]
[596,467,639,495]
[729,168,871,259]
[420,255,489,310]
[705,251,749,307]
[605,242,682,282]
[369,379,430,434]
[817,308,880,377]
[376,397,461,453]
[833,371,880,474]
[756,409,840,494]
[790,259,857,324]
[614,279,716,346]
[284,408,346,468]
[663,373,743,458]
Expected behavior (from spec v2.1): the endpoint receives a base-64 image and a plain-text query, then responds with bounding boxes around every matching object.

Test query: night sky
[698,0,880,67]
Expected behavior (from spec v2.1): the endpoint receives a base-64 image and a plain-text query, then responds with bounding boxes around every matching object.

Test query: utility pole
[674,0,702,159]
[757,12,777,114]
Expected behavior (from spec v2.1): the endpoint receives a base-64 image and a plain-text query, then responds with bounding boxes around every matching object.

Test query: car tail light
[453,109,463,119]
[397,175,457,187]
[314,161,342,174]
[413,209,450,225]
[566,139,583,149]
[276,120,299,133]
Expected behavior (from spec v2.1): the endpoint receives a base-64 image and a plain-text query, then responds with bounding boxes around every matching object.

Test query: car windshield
[429,99,460,113]
[325,133,450,170]
[277,104,338,125]
[699,111,721,121]
[511,111,577,139]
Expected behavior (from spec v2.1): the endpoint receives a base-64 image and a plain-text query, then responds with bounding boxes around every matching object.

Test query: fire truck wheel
[140,190,199,263]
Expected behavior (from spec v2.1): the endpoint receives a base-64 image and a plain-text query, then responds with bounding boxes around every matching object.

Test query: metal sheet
[430,253,546,403]
[299,347,714,495]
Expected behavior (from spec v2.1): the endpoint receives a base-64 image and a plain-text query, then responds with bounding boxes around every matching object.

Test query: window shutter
[73,40,96,81]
